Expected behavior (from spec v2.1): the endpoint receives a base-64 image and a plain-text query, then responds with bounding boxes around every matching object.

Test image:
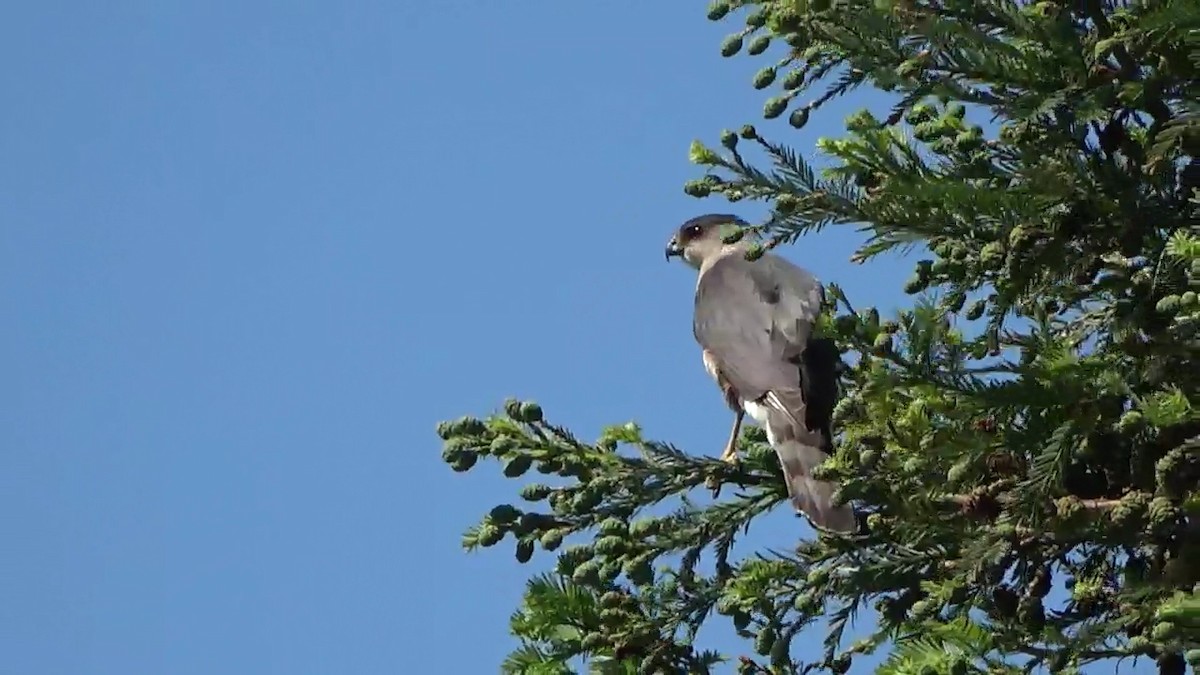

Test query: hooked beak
[664,237,683,261]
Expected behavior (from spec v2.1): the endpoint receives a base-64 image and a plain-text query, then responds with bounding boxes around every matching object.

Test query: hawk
[665,214,856,533]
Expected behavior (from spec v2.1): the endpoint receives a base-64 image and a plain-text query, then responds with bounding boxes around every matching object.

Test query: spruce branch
[446,1,1200,671]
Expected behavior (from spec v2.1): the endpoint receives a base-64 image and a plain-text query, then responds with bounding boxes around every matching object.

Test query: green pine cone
[747,35,771,55]
[488,504,521,524]
[720,34,743,57]
[502,454,533,478]
[763,96,788,119]
[517,401,543,423]
[478,524,504,547]
[539,529,564,551]
[788,107,810,128]
[752,66,777,89]
[782,68,806,89]
[514,539,534,563]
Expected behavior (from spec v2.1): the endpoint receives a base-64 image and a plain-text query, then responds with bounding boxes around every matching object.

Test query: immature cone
[539,530,563,551]
[764,96,788,119]
[502,455,533,478]
[707,1,730,20]
[747,35,771,55]
[782,68,806,89]
[514,540,534,563]
[753,66,777,89]
[720,34,743,57]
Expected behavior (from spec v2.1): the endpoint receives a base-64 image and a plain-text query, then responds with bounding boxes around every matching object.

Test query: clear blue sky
[1,3,1150,674]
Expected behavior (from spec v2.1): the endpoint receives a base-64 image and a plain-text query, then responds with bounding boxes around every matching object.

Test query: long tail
[745,397,857,533]
[773,437,857,533]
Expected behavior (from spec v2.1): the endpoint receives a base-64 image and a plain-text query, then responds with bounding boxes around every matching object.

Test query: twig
[932,487,1135,525]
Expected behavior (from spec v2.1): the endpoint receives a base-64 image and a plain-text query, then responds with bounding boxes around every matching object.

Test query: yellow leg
[720,410,744,464]
[707,410,744,497]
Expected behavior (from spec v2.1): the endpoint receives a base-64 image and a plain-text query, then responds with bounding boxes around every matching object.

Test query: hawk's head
[664,214,749,268]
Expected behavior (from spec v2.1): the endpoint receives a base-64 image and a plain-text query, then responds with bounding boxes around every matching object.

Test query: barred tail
[744,397,857,534]
[773,438,857,533]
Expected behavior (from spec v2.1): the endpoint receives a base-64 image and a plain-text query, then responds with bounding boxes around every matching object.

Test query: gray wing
[694,252,855,532]
[748,253,826,356]
[752,254,837,444]
[692,252,823,403]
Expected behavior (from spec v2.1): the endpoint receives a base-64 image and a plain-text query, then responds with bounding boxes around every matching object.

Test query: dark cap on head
[665,214,748,260]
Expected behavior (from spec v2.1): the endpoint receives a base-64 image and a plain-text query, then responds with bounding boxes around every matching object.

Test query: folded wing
[693,252,855,533]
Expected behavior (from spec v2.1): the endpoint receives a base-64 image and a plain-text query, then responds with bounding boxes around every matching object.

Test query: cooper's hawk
[665,214,856,533]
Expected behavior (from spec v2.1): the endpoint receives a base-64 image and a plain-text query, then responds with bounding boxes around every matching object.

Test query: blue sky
[1,3,1152,674]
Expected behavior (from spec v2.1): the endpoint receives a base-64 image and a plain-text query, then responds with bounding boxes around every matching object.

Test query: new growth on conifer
[441,2,1199,673]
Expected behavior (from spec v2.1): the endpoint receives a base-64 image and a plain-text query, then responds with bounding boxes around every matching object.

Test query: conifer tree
[439,1,1199,673]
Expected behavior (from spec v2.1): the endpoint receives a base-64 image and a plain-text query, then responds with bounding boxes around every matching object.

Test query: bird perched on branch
[665,214,856,533]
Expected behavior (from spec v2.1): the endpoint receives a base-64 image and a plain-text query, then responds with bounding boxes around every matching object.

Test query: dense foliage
[439,1,1199,673]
